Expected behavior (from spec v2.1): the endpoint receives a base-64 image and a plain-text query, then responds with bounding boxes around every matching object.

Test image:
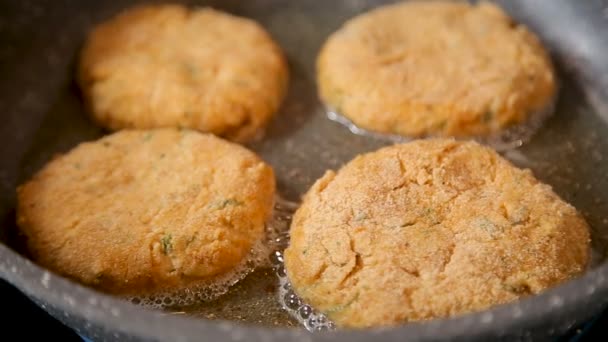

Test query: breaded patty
[79,4,288,142]
[17,129,275,295]
[317,1,556,138]
[284,139,589,328]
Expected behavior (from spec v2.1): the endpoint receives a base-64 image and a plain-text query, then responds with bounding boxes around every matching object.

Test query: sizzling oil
[164,197,302,328]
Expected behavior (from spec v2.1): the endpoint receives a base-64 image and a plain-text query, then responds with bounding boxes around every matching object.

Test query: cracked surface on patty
[79,4,288,142]
[317,1,556,138]
[17,129,275,295]
[284,139,589,328]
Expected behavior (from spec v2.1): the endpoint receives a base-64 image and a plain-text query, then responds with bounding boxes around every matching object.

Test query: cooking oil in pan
[325,95,556,152]
[161,196,302,327]
[128,237,271,309]
[274,250,336,332]
[166,196,336,330]
[125,196,292,309]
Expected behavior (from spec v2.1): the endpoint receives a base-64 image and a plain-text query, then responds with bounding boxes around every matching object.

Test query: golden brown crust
[17,129,275,295]
[284,139,589,328]
[317,1,556,138]
[79,4,288,142]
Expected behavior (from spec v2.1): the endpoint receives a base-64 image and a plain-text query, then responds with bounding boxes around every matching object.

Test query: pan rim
[1,242,606,341]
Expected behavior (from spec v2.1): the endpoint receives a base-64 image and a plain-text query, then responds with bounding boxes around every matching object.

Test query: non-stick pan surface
[1,0,608,341]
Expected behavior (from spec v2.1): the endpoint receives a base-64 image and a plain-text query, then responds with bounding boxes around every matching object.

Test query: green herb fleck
[503,282,531,295]
[302,249,308,255]
[73,163,81,169]
[353,212,368,222]
[476,217,502,237]
[421,208,441,225]
[161,234,173,255]
[435,120,447,130]
[509,206,529,224]
[143,132,154,142]
[182,63,198,77]
[210,198,244,209]
[482,110,494,123]
[93,272,105,284]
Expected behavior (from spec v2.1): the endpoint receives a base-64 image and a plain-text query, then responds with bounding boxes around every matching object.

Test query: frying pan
[2,0,608,340]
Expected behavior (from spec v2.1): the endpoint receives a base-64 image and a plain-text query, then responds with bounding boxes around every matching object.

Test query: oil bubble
[275,249,336,332]
[127,195,297,310]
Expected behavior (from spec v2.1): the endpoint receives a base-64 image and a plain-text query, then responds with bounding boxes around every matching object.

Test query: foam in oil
[268,197,337,332]
[127,196,295,310]
[273,250,336,332]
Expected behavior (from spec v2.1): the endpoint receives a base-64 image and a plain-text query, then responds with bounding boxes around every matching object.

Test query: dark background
[1,280,80,341]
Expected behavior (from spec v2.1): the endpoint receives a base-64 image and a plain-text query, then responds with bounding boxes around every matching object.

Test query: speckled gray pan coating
[1,0,608,341]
